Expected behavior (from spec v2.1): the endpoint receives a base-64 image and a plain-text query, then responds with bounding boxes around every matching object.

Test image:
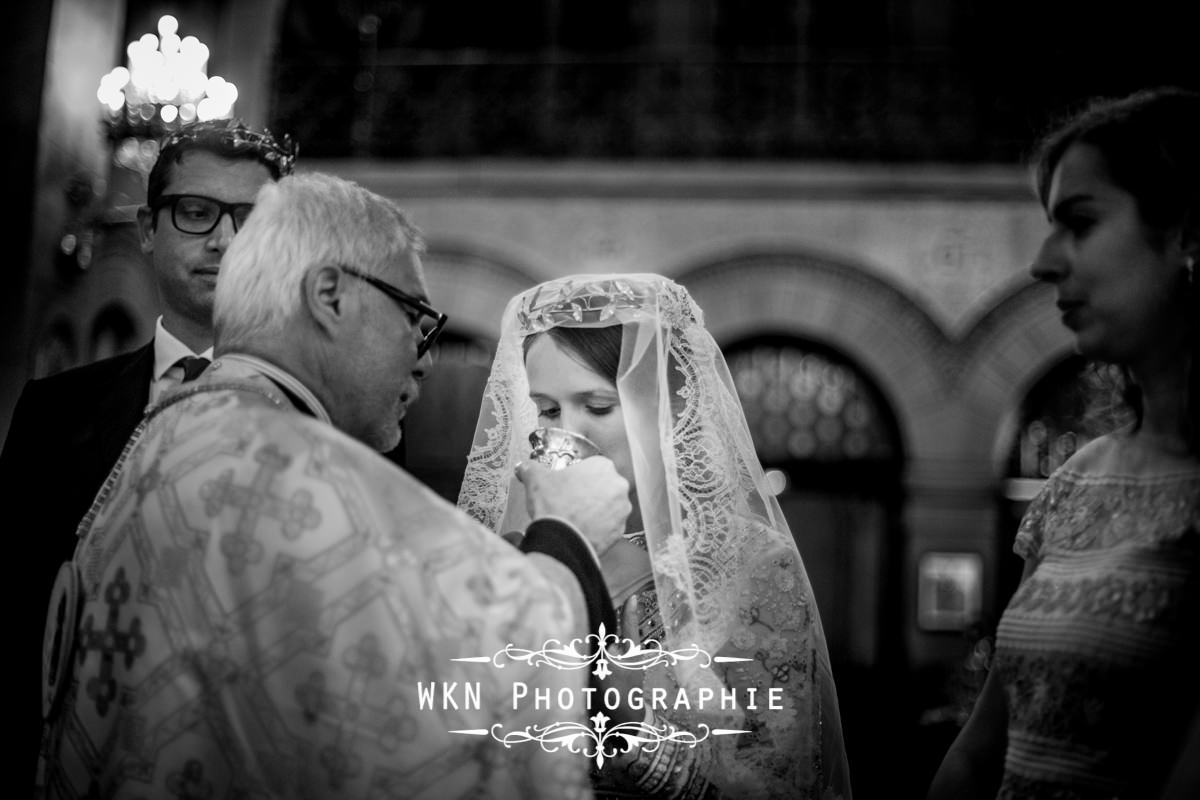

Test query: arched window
[731,341,898,465]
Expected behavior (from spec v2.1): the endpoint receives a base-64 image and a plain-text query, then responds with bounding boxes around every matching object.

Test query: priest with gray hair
[37,171,630,799]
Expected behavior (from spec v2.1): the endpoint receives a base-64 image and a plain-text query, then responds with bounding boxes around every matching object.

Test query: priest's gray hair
[214,171,424,349]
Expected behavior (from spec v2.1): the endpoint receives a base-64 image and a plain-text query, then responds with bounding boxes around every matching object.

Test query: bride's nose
[559,409,590,437]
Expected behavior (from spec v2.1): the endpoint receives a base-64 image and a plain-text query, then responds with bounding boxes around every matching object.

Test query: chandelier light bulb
[196,96,217,121]
[179,73,206,104]
[98,16,236,147]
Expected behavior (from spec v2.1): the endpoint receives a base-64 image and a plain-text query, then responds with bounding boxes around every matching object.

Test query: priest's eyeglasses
[339,265,448,357]
[153,194,255,235]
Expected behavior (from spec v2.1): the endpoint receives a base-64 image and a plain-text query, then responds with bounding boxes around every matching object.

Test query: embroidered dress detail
[994,433,1200,799]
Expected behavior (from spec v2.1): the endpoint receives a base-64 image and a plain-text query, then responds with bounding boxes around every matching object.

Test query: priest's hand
[517,456,630,557]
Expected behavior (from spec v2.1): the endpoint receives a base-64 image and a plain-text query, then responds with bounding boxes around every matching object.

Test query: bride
[458,273,851,799]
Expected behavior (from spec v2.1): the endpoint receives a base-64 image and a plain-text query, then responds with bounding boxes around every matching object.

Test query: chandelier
[96,15,239,173]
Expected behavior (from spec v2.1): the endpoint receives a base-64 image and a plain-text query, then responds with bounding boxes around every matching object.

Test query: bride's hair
[522,324,622,383]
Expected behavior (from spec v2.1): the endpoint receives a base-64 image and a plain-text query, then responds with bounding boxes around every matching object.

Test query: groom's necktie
[177,356,211,383]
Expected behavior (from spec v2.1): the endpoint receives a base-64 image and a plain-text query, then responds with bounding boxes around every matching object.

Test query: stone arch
[956,279,1075,474]
[675,251,951,464]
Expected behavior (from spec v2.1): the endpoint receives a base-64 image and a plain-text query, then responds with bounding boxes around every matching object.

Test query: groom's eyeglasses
[339,265,448,357]
[153,194,255,235]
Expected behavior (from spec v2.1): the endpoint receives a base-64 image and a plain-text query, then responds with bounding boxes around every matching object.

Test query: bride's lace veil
[458,273,851,798]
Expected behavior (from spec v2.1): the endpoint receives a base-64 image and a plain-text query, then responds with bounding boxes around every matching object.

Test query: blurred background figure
[4,3,1197,797]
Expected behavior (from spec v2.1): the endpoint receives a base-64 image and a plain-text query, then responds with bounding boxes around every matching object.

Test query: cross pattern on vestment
[294,633,418,786]
[199,443,323,574]
[77,567,147,717]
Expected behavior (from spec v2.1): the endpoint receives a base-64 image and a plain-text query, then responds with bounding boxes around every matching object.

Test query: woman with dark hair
[929,87,1200,799]
[460,274,852,799]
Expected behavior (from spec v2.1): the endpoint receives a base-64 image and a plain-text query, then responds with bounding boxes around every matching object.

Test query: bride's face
[525,334,634,490]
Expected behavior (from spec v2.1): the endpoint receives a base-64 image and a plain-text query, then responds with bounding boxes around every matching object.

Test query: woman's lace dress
[993,432,1200,798]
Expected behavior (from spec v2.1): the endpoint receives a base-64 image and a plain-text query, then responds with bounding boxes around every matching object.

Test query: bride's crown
[516,275,700,334]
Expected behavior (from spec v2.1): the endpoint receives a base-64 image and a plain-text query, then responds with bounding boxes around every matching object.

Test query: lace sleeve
[1014,477,1058,562]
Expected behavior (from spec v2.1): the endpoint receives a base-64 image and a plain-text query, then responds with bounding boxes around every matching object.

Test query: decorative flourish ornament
[449,623,753,767]
[460,621,720,674]
[488,717,720,769]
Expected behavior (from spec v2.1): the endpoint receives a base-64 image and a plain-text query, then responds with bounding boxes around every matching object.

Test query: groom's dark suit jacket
[1,340,154,790]
[3,341,156,571]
